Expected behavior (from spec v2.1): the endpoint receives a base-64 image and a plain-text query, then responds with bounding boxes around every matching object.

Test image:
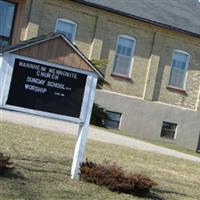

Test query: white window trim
[112,34,136,78]
[105,110,122,130]
[174,125,178,140]
[118,113,123,129]
[161,121,178,140]
[168,50,190,90]
[55,18,77,43]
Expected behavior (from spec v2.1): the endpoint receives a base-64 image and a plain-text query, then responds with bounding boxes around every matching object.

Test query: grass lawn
[101,126,200,158]
[0,121,200,200]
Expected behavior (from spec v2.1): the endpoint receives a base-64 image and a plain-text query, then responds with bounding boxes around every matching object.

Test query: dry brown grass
[0,121,200,200]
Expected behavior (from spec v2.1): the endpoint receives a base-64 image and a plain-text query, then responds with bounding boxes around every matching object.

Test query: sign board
[0,54,98,180]
[6,58,87,118]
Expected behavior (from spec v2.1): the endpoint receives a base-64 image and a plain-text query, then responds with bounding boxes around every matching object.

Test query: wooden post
[71,76,97,180]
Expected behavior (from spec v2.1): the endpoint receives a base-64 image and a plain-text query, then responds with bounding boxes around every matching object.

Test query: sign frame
[0,53,99,180]
[0,53,97,124]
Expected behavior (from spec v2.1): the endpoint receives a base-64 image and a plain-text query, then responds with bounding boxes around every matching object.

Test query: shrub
[0,152,13,175]
[80,160,157,196]
[90,59,111,128]
[91,103,110,127]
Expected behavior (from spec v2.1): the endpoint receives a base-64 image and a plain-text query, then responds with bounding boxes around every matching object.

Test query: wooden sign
[0,53,98,180]
[6,58,87,118]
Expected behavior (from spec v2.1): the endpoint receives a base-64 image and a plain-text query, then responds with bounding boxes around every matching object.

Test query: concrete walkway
[1,109,200,163]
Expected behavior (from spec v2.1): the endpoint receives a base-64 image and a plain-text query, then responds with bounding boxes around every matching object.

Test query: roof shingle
[74,0,200,37]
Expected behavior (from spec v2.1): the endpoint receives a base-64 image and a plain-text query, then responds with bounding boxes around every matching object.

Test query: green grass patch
[0,121,200,200]
[141,138,200,157]
[98,126,200,158]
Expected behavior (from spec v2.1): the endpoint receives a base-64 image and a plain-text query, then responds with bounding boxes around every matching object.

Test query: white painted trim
[173,49,190,56]
[0,55,3,67]
[97,89,143,100]
[71,76,98,179]
[112,34,136,78]
[105,110,122,130]
[161,121,178,140]
[1,53,97,124]
[168,50,190,90]
[1,53,99,181]
[118,113,122,130]
[79,75,93,122]
[0,54,14,107]
[174,124,178,140]
[97,89,196,111]
[155,101,195,111]
[55,18,77,43]
[4,105,81,124]
[0,55,7,107]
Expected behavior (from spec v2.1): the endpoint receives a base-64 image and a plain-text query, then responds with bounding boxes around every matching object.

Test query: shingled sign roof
[74,0,200,37]
[0,33,103,78]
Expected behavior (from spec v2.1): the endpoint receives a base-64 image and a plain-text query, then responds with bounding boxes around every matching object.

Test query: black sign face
[6,58,87,118]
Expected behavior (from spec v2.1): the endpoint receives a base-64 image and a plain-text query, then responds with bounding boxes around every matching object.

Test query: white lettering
[19,61,46,72]
[49,68,55,73]
[27,76,45,85]
[47,81,71,91]
[55,69,77,79]
[51,74,59,80]
[25,84,47,93]
[36,71,51,78]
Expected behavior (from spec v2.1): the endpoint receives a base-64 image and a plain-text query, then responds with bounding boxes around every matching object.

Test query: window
[168,50,190,89]
[0,1,16,49]
[104,111,122,129]
[161,121,177,140]
[112,35,136,77]
[55,18,77,42]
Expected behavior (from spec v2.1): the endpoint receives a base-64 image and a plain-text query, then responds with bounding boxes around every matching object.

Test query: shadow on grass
[2,156,192,200]
[0,155,80,200]
[15,156,72,165]
[118,191,165,200]
[151,188,193,199]
[0,169,27,180]
[133,186,194,200]
[14,156,73,176]
[109,185,193,200]
[139,193,165,200]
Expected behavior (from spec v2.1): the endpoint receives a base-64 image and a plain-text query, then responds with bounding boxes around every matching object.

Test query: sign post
[71,76,97,179]
[0,54,99,180]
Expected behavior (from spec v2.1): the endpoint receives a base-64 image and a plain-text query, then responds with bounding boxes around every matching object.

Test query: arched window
[168,50,190,89]
[112,35,136,77]
[55,18,77,42]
